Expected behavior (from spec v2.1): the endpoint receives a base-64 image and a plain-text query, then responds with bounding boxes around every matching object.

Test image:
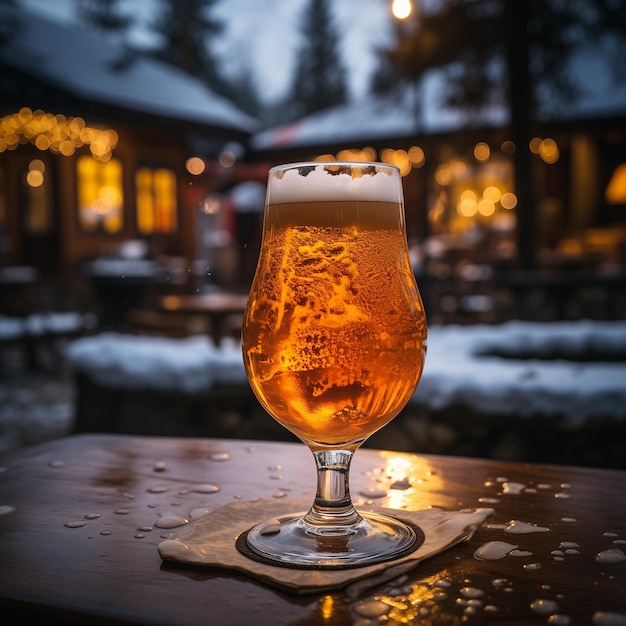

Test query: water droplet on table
[64,521,87,528]
[593,611,626,625]
[531,598,560,614]
[474,541,518,560]
[193,484,220,494]
[154,511,188,529]
[502,482,525,495]
[595,548,626,564]
[0,505,15,517]
[505,520,550,534]
[548,614,572,624]
[478,497,499,504]
[209,452,230,462]
[147,486,169,494]
[459,587,484,598]
[359,487,387,499]
[510,549,533,557]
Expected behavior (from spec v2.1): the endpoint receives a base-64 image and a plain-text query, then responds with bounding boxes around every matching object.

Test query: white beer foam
[269,163,401,203]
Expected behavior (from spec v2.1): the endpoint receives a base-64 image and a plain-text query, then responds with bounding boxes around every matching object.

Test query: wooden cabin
[0,4,259,310]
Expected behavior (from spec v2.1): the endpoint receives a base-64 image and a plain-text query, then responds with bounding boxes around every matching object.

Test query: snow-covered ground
[65,319,626,424]
[2,319,625,454]
[414,320,626,423]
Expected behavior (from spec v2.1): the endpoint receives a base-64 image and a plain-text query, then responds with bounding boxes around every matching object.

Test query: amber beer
[242,165,426,447]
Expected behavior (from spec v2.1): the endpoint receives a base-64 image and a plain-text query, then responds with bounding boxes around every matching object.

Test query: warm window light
[605,163,626,205]
[136,167,177,234]
[392,0,412,19]
[77,155,123,233]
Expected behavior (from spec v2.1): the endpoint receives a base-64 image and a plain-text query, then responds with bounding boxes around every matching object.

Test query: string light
[0,107,118,161]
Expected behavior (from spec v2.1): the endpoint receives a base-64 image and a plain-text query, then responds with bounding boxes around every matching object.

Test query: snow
[0,312,96,339]
[415,321,626,424]
[0,5,258,133]
[252,49,626,152]
[252,79,508,150]
[65,333,248,394]
[61,320,626,423]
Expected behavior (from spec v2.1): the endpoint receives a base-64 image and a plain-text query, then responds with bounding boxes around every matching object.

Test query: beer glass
[241,162,427,568]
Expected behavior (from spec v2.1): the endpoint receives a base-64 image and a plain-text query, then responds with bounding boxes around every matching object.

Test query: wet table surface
[0,434,624,625]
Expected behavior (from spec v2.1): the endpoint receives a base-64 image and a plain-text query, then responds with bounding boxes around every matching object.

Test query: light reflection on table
[0,434,624,625]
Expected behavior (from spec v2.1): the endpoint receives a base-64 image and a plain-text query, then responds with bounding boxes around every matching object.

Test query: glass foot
[241,510,422,569]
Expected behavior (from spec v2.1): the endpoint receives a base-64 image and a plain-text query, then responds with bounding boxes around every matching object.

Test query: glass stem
[303,449,362,528]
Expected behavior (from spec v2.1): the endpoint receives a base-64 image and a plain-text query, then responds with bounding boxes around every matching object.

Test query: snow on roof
[252,72,509,151]
[0,5,259,134]
[62,320,626,424]
[252,49,626,152]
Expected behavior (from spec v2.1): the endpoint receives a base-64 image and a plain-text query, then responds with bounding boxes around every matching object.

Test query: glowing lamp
[605,163,626,205]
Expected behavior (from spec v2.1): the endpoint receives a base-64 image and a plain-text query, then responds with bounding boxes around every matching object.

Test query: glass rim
[268,161,401,175]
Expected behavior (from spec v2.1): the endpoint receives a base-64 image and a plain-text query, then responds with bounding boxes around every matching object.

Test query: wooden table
[0,435,624,625]
[159,292,249,345]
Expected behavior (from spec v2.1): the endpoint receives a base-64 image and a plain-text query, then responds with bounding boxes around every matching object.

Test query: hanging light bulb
[392,0,412,20]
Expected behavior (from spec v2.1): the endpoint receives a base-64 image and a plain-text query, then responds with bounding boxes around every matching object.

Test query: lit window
[77,155,124,233]
[135,167,177,234]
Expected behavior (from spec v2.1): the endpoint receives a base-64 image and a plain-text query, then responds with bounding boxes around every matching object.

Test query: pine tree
[288,0,349,118]
[74,0,133,36]
[0,0,21,49]
[226,62,262,118]
[150,0,230,98]
[373,0,626,271]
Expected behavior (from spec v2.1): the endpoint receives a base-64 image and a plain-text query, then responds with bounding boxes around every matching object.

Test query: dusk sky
[19,0,395,103]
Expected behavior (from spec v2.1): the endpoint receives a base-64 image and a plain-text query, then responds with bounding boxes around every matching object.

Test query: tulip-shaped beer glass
[241,162,427,568]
